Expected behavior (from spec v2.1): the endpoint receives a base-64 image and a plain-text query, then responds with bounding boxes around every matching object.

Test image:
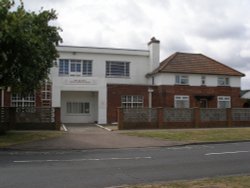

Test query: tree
[0,0,62,94]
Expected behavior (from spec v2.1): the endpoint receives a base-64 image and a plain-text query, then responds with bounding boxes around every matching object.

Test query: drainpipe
[148,87,154,123]
[148,87,154,108]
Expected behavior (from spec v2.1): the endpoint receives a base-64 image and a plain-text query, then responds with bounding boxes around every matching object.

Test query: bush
[0,123,7,135]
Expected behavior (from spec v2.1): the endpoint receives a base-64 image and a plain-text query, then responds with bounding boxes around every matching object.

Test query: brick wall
[107,84,155,123]
[154,85,242,108]
[107,84,242,123]
[118,107,250,130]
[1,90,49,107]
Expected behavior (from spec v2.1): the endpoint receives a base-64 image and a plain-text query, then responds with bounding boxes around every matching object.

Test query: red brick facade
[156,85,242,108]
[0,88,51,108]
[107,84,243,123]
[107,84,154,123]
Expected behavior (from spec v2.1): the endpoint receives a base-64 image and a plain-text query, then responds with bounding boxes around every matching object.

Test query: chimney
[148,37,160,71]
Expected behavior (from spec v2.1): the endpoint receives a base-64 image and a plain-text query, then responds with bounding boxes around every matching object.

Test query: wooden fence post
[194,107,200,128]
[227,108,232,127]
[117,107,124,130]
[54,107,61,130]
[157,107,164,129]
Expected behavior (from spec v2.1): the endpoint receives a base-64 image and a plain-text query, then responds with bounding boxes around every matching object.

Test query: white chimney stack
[148,37,160,71]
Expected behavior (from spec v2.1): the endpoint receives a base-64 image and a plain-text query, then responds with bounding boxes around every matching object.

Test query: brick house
[0,37,245,124]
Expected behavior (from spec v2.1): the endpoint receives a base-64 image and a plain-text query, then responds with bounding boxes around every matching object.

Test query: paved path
[9,124,185,150]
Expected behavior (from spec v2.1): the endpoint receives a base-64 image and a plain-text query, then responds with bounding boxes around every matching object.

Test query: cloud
[18,0,250,89]
[240,50,250,58]
[192,22,247,40]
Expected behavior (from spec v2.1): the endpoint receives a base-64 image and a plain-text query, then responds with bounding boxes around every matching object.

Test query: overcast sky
[19,0,250,89]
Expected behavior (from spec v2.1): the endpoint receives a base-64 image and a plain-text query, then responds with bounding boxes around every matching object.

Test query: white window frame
[217,96,231,108]
[82,60,92,76]
[70,60,82,76]
[59,59,92,77]
[41,81,51,100]
[174,95,190,108]
[106,61,130,78]
[66,102,90,114]
[175,75,189,85]
[121,95,144,108]
[218,77,230,86]
[59,59,69,76]
[11,93,35,107]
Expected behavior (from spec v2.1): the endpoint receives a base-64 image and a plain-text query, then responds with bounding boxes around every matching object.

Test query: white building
[51,38,160,124]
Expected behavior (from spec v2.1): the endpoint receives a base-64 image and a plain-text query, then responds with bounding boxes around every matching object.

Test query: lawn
[124,128,250,143]
[0,131,65,148]
[127,175,250,188]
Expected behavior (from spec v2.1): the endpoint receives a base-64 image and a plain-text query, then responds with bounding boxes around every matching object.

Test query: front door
[200,99,208,108]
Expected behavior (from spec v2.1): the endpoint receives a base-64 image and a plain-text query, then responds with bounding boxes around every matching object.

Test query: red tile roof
[148,52,245,77]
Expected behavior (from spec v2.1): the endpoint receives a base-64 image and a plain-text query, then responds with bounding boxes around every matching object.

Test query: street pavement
[1,142,250,188]
[8,124,186,150]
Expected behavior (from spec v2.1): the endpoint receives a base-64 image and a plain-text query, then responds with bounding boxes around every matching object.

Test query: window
[106,61,130,77]
[59,59,69,75]
[218,77,230,86]
[11,93,35,107]
[82,60,92,76]
[70,60,81,76]
[41,81,52,107]
[59,59,92,76]
[41,81,51,100]
[201,75,206,85]
[175,75,189,85]
[174,95,190,108]
[121,95,143,108]
[66,102,90,114]
[217,96,231,108]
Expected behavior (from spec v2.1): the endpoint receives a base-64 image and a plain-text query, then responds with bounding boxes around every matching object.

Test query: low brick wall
[118,107,250,130]
[0,107,61,131]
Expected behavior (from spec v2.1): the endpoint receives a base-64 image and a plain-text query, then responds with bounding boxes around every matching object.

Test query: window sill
[66,113,91,116]
[106,76,131,79]
[58,75,92,77]
[174,84,190,86]
[217,85,230,87]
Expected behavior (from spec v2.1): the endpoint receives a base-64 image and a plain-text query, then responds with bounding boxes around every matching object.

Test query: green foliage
[0,131,64,147]
[124,128,250,142]
[129,175,250,188]
[0,0,62,93]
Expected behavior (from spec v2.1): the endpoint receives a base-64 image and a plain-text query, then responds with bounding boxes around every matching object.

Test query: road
[1,142,250,188]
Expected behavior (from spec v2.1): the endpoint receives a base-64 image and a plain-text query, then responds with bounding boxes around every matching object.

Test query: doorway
[200,99,208,108]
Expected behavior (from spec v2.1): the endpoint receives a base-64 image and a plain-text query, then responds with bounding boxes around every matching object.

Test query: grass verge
[127,175,250,188]
[0,131,65,148]
[124,128,250,143]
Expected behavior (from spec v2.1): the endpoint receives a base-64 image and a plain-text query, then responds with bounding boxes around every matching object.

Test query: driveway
[9,124,185,150]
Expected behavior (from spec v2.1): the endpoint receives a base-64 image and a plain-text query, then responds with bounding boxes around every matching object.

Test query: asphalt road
[1,142,250,188]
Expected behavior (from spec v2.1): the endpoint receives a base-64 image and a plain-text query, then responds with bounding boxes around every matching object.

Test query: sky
[18,0,250,89]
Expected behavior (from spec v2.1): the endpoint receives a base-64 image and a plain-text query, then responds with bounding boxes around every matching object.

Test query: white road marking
[13,156,152,163]
[61,124,68,132]
[168,146,192,150]
[205,150,250,156]
[96,124,112,131]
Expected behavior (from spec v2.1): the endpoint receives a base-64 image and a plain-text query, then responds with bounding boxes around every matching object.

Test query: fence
[0,107,61,131]
[117,107,250,130]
